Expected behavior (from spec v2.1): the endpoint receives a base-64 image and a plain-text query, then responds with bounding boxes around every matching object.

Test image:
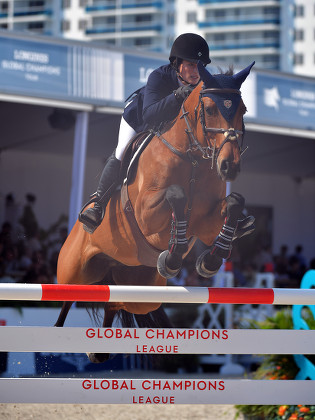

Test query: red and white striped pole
[0,283,314,305]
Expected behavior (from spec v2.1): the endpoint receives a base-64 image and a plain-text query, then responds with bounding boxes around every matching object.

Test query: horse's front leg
[196,192,252,278]
[157,185,188,279]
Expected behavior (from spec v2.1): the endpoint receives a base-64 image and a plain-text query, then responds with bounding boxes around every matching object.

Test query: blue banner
[124,54,166,99]
[256,73,315,130]
[0,36,124,105]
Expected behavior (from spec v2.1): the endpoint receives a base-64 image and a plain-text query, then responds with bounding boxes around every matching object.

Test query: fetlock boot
[79,153,121,234]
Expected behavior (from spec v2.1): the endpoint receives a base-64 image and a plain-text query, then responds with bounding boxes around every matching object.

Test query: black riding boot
[79,153,121,234]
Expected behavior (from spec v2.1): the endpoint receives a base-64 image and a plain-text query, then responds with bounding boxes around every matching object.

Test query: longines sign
[0,33,315,131]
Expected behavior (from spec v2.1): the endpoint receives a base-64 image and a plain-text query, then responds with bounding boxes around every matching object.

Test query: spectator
[291,245,307,272]
[19,193,39,239]
[2,245,19,277]
[4,193,21,242]
[21,250,53,284]
[274,244,289,276]
[253,244,274,272]
[26,228,42,255]
[0,222,13,249]
[285,255,304,287]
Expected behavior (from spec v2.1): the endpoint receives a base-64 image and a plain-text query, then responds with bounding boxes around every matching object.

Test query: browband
[201,88,241,96]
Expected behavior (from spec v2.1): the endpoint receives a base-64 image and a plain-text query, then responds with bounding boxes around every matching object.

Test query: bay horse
[55,61,255,363]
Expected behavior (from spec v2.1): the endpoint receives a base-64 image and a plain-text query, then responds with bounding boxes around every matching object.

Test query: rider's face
[178,60,200,85]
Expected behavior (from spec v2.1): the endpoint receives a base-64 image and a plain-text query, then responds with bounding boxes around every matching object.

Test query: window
[63,0,71,8]
[213,33,225,42]
[29,1,44,6]
[167,13,174,25]
[28,22,44,29]
[214,10,226,19]
[294,5,304,17]
[1,2,8,11]
[294,29,304,41]
[187,12,196,23]
[263,7,277,15]
[135,38,151,46]
[79,20,87,30]
[61,20,70,31]
[136,15,152,22]
[293,53,304,65]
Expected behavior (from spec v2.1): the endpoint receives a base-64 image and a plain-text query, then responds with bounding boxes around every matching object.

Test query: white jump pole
[0,378,314,405]
[0,327,315,354]
[0,283,315,305]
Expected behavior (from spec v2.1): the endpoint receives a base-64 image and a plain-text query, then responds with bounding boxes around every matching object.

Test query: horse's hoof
[157,250,181,279]
[233,215,255,240]
[196,250,222,278]
[87,352,110,364]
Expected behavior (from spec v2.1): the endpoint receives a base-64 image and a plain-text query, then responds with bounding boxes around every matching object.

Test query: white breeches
[115,117,137,161]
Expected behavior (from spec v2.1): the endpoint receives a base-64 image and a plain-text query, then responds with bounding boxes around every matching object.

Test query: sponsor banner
[1,378,314,404]
[0,36,124,105]
[1,327,315,354]
[124,54,166,99]
[256,73,315,130]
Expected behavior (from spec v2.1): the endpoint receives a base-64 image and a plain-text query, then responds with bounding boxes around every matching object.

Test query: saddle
[120,131,153,184]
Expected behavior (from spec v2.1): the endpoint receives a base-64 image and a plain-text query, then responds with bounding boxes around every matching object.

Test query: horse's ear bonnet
[197,61,255,122]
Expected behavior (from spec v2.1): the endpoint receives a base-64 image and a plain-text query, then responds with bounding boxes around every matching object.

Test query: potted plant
[235,309,315,419]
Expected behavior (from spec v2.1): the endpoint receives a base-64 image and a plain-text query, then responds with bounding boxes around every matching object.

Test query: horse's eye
[206,106,217,116]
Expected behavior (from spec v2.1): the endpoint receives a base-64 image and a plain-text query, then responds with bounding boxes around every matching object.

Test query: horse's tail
[117,305,173,329]
[85,267,173,329]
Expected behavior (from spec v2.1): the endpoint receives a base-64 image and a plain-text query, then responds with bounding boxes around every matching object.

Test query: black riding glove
[173,85,194,103]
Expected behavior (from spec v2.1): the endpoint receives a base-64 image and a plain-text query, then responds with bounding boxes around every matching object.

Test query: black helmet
[169,33,211,66]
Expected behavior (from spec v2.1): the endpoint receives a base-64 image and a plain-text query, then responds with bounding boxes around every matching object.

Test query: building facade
[0,0,314,75]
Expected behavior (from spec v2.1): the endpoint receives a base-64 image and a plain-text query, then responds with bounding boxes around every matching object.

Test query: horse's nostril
[221,160,229,173]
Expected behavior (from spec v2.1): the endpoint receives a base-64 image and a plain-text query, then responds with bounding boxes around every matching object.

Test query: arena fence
[0,283,314,405]
[0,283,315,305]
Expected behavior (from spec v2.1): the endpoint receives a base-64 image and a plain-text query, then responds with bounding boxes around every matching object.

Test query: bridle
[154,86,247,222]
[185,87,247,169]
[155,87,247,170]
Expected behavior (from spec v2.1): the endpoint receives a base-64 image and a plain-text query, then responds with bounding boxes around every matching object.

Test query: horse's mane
[215,65,234,76]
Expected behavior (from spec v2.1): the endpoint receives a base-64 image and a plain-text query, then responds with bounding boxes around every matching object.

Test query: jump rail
[1,283,315,305]
[1,378,314,405]
[1,282,314,405]
[1,327,315,354]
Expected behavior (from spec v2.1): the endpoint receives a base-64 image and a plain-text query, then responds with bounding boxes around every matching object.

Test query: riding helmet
[169,33,211,66]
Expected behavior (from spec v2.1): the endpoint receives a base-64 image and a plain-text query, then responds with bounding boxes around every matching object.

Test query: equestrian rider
[79,33,211,234]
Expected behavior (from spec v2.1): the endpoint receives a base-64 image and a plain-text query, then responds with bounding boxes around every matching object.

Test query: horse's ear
[233,61,255,88]
[197,61,220,88]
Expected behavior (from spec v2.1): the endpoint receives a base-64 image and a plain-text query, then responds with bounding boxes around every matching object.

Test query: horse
[55,61,255,363]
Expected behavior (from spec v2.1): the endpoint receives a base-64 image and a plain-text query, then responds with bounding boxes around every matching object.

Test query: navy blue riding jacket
[123,64,182,133]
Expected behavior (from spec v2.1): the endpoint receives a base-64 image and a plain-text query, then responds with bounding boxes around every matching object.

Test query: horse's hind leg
[54,301,74,327]
[157,184,188,279]
[87,302,117,364]
[196,192,246,278]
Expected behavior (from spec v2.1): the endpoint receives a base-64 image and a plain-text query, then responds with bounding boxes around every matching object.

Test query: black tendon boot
[79,153,121,234]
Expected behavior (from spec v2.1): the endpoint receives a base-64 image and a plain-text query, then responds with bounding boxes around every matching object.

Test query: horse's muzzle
[217,159,240,181]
